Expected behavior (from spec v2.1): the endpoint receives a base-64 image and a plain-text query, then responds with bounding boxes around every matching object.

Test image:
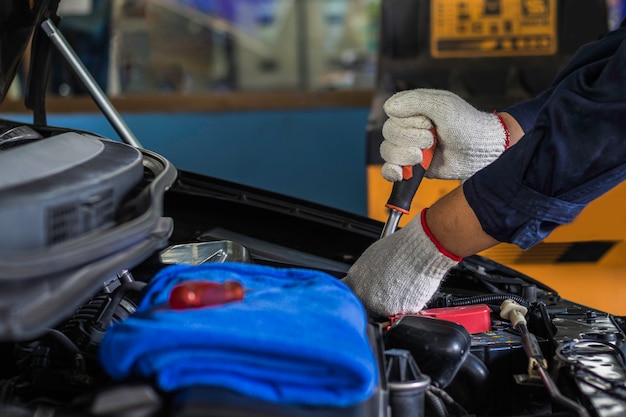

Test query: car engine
[1,127,625,417]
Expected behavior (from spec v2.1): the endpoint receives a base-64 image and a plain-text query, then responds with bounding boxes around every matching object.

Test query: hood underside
[0,0,58,103]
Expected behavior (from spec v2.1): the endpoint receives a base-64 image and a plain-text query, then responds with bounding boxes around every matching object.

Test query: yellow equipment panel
[431,0,557,58]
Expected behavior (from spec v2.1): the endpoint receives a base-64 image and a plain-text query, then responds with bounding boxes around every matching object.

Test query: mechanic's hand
[380,89,510,182]
[342,210,460,317]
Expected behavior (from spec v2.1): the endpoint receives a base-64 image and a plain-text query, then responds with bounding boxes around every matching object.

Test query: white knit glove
[380,89,510,181]
[342,210,461,317]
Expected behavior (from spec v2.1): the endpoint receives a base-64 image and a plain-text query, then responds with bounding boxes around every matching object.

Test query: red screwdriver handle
[168,281,245,310]
[385,129,438,214]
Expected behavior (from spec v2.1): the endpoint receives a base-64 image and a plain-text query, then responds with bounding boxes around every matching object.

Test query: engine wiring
[555,339,626,402]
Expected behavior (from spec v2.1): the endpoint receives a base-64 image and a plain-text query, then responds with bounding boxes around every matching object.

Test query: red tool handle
[385,129,438,214]
[168,281,245,310]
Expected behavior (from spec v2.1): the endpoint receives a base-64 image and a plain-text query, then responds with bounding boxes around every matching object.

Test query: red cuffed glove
[343,209,462,317]
[380,89,510,182]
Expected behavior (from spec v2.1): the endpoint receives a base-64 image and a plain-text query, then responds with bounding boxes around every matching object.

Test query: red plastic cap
[417,304,492,334]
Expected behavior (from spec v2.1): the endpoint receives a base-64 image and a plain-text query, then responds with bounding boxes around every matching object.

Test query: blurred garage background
[1,0,625,313]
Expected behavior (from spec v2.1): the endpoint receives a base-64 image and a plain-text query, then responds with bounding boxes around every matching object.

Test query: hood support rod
[40,19,142,149]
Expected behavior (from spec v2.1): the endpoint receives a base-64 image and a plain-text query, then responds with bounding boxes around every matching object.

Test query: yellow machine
[367,0,626,314]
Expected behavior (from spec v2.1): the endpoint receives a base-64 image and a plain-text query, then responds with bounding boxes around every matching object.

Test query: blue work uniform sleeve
[464,22,626,249]
[503,18,626,132]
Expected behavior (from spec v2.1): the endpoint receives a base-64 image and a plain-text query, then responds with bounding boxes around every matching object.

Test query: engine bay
[2,1,625,415]
[1,129,625,417]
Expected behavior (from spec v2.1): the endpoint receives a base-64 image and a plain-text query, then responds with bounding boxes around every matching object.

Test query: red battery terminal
[390,304,492,334]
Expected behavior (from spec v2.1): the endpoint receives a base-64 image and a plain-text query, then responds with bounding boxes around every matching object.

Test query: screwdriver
[380,129,438,238]
[168,280,245,310]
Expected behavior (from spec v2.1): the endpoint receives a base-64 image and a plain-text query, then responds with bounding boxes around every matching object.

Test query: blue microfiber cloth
[98,262,378,407]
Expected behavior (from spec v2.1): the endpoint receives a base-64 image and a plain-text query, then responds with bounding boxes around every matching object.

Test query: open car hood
[0,0,53,103]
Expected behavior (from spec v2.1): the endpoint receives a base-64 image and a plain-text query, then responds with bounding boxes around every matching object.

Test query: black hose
[426,388,449,417]
[44,329,81,356]
[446,353,490,414]
[94,280,146,331]
[429,386,471,417]
[535,301,558,344]
[448,293,531,309]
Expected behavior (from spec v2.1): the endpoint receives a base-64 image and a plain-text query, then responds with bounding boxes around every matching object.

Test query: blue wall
[5,108,370,215]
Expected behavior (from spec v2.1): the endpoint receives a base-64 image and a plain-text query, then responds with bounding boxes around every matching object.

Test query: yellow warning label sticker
[431,0,557,58]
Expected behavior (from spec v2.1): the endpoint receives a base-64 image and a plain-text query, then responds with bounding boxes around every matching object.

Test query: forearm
[425,186,499,258]
[423,112,522,258]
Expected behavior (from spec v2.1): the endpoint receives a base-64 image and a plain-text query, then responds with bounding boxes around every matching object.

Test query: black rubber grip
[385,164,427,214]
